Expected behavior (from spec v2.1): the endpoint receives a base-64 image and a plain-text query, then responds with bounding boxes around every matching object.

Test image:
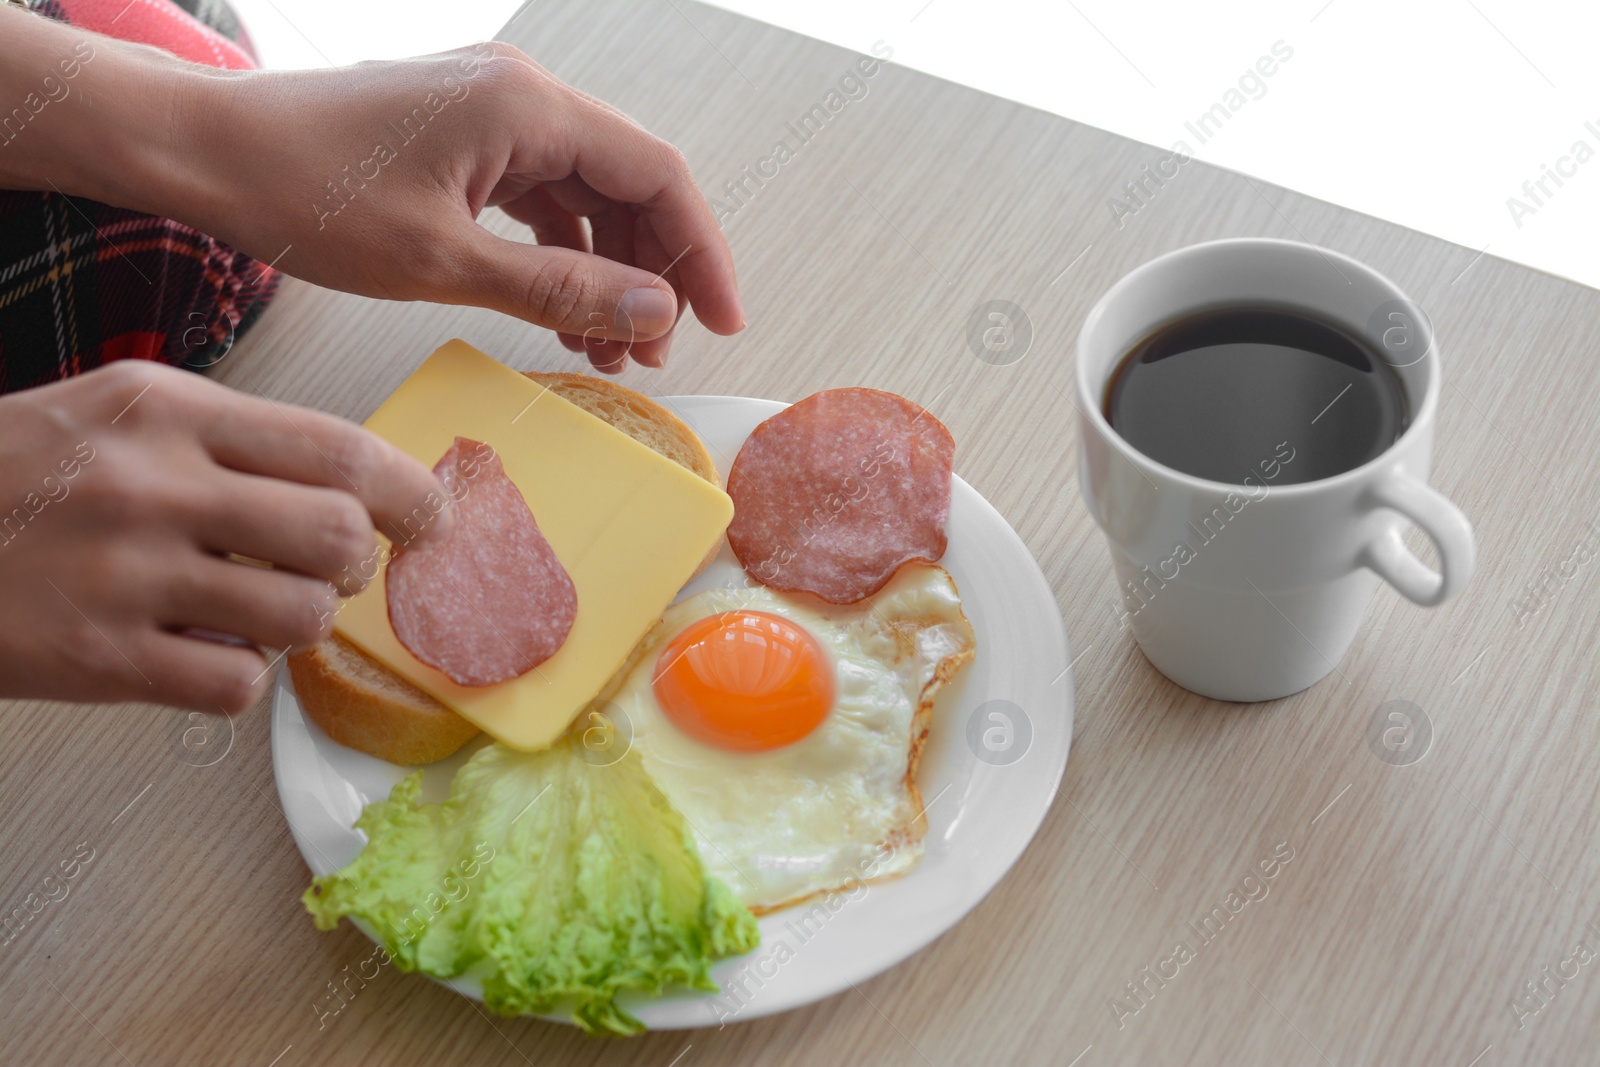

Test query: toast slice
[288,370,722,765]
[524,372,718,485]
[287,633,481,765]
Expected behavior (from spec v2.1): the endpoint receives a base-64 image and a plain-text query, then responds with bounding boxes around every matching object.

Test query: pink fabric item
[52,0,259,69]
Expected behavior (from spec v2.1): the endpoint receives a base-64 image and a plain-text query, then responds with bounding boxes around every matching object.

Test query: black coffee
[1104,307,1409,485]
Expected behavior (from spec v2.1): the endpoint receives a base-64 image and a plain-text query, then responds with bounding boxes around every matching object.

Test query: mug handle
[1359,470,1476,606]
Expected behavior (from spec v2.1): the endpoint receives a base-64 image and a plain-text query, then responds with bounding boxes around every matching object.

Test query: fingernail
[616,287,676,337]
[183,627,257,648]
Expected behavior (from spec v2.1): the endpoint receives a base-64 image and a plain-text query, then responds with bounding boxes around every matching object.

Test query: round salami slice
[727,389,955,604]
[386,437,577,687]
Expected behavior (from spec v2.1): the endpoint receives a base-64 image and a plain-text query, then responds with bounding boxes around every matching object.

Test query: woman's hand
[182,43,744,372]
[0,14,742,372]
[0,361,448,712]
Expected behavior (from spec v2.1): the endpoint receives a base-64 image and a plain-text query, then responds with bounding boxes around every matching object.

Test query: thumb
[449,229,678,343]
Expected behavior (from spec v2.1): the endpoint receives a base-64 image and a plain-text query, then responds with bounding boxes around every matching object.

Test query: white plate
[271,395,1073,1030]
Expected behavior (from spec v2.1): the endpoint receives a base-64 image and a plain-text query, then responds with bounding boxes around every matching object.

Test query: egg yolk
[651,611,834,752]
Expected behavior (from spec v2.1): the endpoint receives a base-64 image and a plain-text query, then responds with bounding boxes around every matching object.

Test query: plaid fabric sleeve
[0,0,280,393]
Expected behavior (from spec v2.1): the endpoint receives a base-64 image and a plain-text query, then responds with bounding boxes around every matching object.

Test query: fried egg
[587,563,976,914]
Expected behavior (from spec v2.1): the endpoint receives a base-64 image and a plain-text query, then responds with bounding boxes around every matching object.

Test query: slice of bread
[525,371,723,578]
[288,370,723,765]
[522,372,719,486]
[287,634,481,765]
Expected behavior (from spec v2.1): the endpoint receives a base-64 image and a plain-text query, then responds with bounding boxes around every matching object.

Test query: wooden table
[5,2,1598,1064]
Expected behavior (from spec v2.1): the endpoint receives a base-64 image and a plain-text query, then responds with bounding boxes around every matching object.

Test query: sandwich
[286,371,719,765]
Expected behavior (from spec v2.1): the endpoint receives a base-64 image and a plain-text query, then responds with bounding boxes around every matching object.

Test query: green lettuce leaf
[302,735,759,1035]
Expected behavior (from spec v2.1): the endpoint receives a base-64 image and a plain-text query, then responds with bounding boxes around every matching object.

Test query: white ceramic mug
[1075,238,1476,702]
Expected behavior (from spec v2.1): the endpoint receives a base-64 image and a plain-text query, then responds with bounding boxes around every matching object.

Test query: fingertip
[419,478,457,542]
[678,248,743,336]
[589,348,628,375]
[635,349,665,370]
[696,298,746,337]
[387,447,456,545]
[185,640,273,715]
[627,333,670,369]
[585,335,645,373]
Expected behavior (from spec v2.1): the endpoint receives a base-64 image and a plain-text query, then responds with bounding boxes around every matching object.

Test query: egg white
[593,563,976,913]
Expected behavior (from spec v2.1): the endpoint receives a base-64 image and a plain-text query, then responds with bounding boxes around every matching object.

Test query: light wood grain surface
[4,2,1598,1065]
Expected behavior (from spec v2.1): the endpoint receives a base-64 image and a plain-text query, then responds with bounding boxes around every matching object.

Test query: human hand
[0,20,744,370]
[0,361,448,713]
[178,44,744,373]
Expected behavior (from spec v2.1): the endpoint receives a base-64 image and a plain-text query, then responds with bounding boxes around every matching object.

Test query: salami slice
[386,437,576,687]
[726,389,954,604]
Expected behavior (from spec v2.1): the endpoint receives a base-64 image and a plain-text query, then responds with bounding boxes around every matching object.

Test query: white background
[231,0,1600,291]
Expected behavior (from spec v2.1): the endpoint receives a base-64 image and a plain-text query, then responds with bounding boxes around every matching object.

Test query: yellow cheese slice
[332,339,733,751]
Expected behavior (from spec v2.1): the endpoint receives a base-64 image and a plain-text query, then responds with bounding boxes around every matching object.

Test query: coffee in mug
[1075,238,1475,702]
[1104,307,1410,486]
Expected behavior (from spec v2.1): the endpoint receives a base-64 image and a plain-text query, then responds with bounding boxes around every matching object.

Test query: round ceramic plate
[271,395,1073,1030]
